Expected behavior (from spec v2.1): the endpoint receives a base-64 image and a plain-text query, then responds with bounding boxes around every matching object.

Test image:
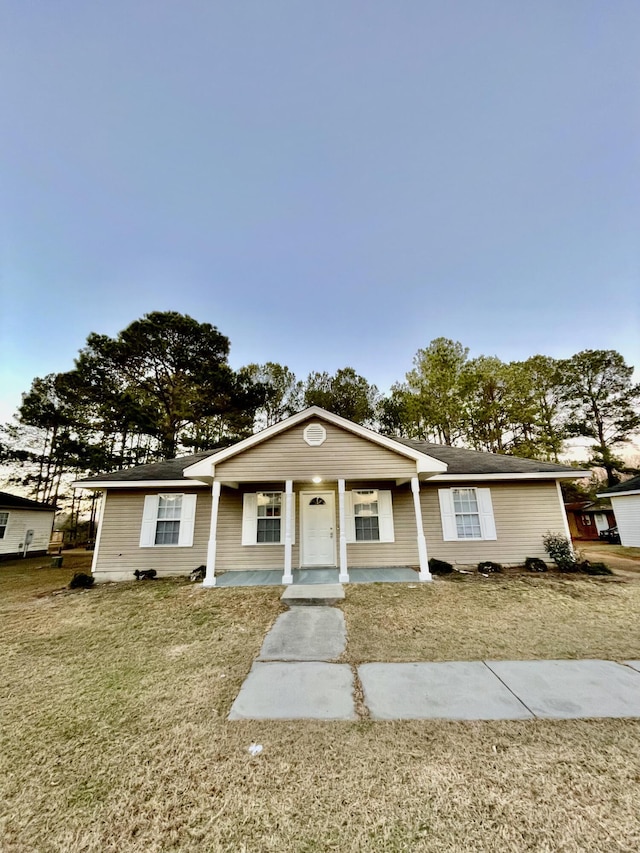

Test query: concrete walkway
[228,606,640,721]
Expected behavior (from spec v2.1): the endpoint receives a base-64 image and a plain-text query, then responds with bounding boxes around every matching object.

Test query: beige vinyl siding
[610,495,640,547]
[345,484,419,567]
[215,421,416,481]
[216,481,420,571]
[0,509,54,557]
[92,478,568,580]
[422,480,566,565]
[93,488,210,581]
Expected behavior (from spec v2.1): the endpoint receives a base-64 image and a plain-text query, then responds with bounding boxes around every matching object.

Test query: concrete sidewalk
[228,605,640,721]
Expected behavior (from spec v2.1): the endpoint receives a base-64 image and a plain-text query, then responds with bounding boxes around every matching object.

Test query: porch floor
[214,566,418,587]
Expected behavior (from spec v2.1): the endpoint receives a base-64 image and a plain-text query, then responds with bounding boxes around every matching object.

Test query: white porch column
[282,480,294,585]
[203,480,221,587]
[411,476,432,581]
[338,478,349,583]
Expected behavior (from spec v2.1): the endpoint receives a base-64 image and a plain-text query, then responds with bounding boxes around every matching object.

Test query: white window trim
[139,493,197,548]
[344,490,394,544]
[438,487,497,541]
[0,511,9,539]
[241,491,296,546]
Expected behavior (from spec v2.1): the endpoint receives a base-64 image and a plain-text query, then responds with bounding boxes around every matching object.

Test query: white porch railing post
[411,476,432,581]
[338,478,349,583]
[282,480,294,585]
[203,480,221,587]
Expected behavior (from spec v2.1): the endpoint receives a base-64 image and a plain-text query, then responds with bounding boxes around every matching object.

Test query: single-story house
[73,407,589,585]
[0,492,57,560]
[597,475,640,547]
[564,500,616,541]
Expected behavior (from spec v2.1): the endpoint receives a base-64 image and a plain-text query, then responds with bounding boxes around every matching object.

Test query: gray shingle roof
[76,451,214,483]
[391,438,582,475]
[0,491,57,511]
[76,438,582,485]
[598,474,640,496]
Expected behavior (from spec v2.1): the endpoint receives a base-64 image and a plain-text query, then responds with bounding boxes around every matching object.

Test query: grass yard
[342,573,640,663]
[2,558,640,852]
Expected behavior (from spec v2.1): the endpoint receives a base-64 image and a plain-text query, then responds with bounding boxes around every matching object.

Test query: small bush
[524,557,548,573]
[577,560,613,576]
[69,572,94,589]
[542,532,578,572]
[477,561,502,573]
[428,557,453,575]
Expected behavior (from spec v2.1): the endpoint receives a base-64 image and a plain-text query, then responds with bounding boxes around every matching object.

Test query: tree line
[1,312,638,512]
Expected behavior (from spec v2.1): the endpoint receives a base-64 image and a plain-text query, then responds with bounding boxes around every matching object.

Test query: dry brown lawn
[1,557,639,852]
[342,572,640,663]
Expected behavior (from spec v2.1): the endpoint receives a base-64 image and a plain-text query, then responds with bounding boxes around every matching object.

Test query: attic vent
[303,423,327,446]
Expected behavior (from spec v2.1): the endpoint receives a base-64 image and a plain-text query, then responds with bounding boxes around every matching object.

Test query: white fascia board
[428,471,590,482]
[182,406,448,477]
[597,489,640,498]
[72,479,209,490]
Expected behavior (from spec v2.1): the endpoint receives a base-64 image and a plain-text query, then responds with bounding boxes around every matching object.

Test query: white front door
[301,491,336,566]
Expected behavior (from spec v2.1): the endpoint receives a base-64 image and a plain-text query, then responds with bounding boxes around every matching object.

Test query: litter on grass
[248,744,263,756]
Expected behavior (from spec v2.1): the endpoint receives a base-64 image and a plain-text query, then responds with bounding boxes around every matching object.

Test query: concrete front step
[281,583,344,606]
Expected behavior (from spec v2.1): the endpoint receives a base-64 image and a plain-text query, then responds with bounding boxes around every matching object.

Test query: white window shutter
[344,491,356,543]
[477,488,497,540]
[378,491,395,542]
[438,489,458,541]
[241,493,257,545]
[178,494,197,546]
[139,495,159,547]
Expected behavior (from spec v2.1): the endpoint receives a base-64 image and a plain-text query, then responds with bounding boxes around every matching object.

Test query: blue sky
[1,1,639,423]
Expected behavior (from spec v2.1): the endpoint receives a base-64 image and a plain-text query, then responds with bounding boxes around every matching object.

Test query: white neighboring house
[0,492,56,560]
[598,475,640,547]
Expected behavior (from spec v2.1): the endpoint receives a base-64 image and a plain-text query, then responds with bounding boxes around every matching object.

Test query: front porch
[213,566,420,587]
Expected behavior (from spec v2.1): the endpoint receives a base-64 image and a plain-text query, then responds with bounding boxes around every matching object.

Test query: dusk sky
[2,1,639,424]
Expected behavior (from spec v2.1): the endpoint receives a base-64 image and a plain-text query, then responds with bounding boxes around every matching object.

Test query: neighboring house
[597,476,640,547]
[565,500,616,541]
[0,492,56,560]
[73,407,589,584]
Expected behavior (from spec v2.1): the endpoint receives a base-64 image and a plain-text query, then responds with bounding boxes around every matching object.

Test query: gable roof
[73,408,589,488]
[598,474,640,498]
[182,407,448,479]
[0,492,57,511]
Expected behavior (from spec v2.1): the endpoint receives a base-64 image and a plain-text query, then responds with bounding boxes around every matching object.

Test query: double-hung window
[438,487,497,541]
[242,491,295,545]
[452,488,482,539]
[353,490,380,541]
[0,512,8,539]
[139,494,197,547]
[344,490,394,543]
[155,495,182,545]
[256,492,282,543]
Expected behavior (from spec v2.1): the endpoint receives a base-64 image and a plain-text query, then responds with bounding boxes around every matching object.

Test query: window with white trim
[156,495,182,544]
[353,490,380,541]
[0,511,8,539]
[241,491,295,545]
[452,488,482,539]
[139,494,197,548]
[257,492,282,543]
[438,487,497,541]
[344,490,395,543]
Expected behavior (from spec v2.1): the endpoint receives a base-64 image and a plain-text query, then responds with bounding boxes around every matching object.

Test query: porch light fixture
[312,476,322,484]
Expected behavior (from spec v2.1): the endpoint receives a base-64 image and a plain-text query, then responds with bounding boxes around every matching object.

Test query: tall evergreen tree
[562,349,640,485]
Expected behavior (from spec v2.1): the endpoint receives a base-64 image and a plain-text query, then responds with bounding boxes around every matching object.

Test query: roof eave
[72,479,209,490]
